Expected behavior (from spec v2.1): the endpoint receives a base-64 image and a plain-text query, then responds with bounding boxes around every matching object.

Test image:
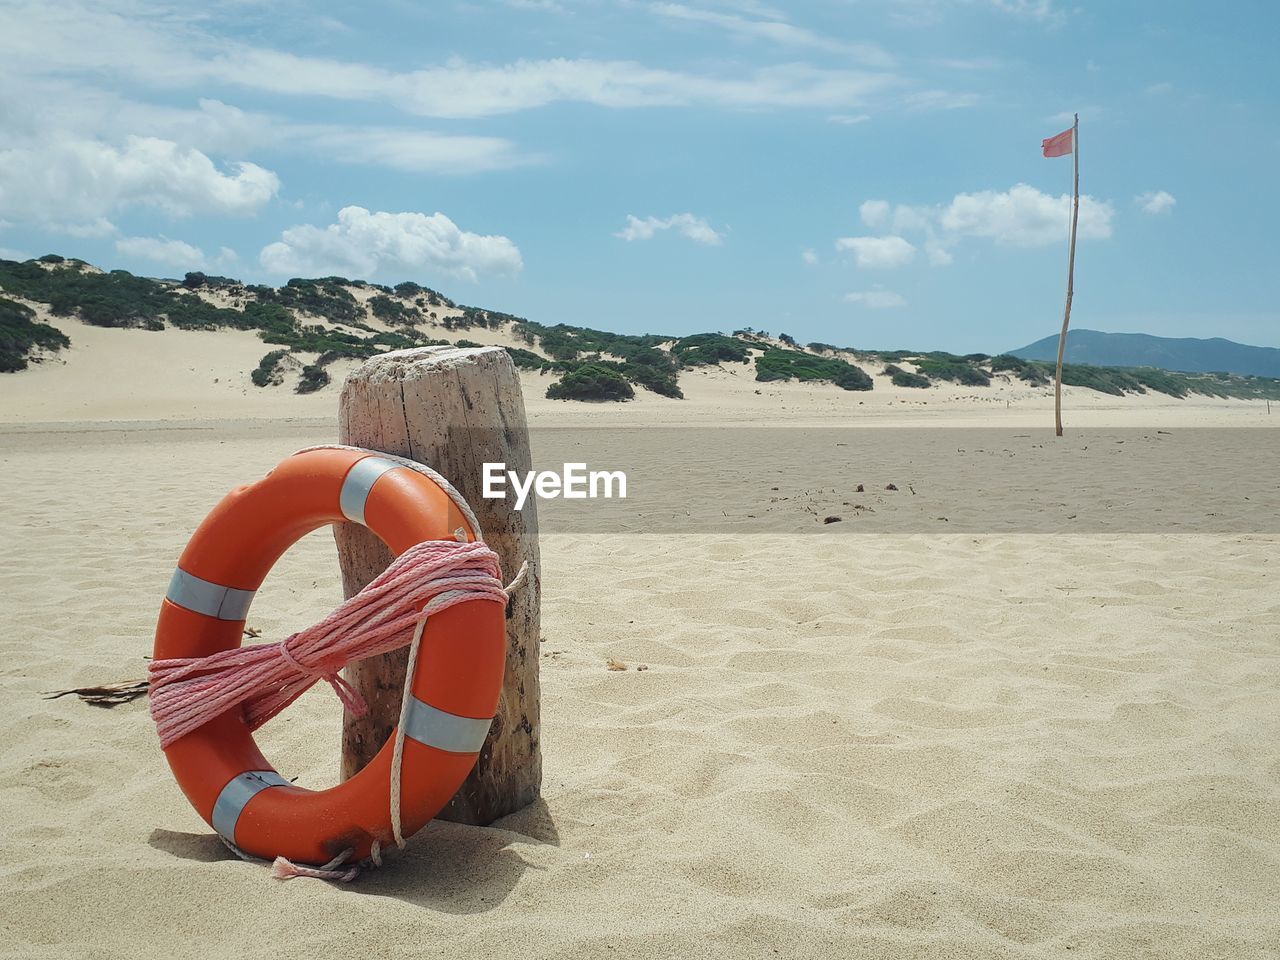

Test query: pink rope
[271,852,359,883]
[149,539,507,749]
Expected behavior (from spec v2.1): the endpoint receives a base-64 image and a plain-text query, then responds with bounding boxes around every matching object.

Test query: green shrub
[546,363,635,401]
[505,346,551,370]
[671,333,752,366]
[393,282,453,308]
[250,349,288,387]
[990,354,1049,385]
[622,361,683,398]
[915,357,991,386]
[369,294,421,325]
[884,364,931,388]
[0,297,70,372]
[296,364,330,394]
[1055,363,1140,396]
[755,349,873,391]
[266,279,362,326]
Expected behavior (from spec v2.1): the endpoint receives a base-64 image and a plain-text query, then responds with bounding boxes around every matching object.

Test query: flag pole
[1054,113,1080,437]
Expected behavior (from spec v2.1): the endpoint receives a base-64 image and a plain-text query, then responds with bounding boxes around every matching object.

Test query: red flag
[1042,127,1074,158]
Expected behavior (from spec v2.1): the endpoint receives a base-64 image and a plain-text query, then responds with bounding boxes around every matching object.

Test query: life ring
[153,447,507,865]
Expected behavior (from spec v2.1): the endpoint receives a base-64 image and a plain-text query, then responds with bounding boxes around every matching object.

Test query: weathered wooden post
[334,346,541,824]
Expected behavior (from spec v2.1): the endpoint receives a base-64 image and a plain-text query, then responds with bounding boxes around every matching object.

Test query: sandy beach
[1,335,1278,960]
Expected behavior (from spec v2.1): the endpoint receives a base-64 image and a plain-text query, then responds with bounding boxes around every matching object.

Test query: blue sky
[0,0,1276,353]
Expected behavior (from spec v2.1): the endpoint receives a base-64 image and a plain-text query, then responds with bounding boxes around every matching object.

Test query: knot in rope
[278,636,367,717]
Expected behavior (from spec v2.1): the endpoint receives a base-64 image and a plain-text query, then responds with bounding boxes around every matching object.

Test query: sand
[1,331,1278,959]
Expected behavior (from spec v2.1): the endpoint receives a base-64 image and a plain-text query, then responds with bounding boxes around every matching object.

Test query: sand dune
[1,344,1278,959]
[2,316,1274,427]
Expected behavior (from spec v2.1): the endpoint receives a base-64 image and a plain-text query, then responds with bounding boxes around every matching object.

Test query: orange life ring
[153,448,506,865]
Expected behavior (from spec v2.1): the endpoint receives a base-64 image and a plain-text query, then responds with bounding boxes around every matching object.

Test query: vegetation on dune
[181,271,241,290]
[990,353,1050,385]
[0,296,71,372]
[250,349,288,387]
[515,320,666,361]
[545,363,635,401]
[755,349,874,391]
[447,305,520,332]
[393,282,453,308]
[8,255,1280,404]
[296,363,331,394]
[609,351,683,398]
[990,354,1280,400]
[516,320,682,398]
[262,278,365,327]
[883,364,931,388]
[913,356,992,386]
[505,346,553,371]
[369,294,422,326]
[671,333,754,366]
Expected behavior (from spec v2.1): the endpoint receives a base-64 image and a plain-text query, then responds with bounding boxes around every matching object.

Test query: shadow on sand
[147,797,560,914]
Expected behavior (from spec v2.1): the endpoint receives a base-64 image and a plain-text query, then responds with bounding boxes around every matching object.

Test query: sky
[0,0,1276,354]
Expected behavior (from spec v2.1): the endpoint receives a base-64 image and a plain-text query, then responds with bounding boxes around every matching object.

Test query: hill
[3,255,1280,403]
[1011,329,1280,379]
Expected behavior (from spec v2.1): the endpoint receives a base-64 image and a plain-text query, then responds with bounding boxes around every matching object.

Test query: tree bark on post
[334,345,541,825]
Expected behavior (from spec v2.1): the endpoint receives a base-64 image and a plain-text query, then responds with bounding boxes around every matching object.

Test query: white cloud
[988,0,1061,22]
[651,4,894,66]
[0,135,279,231]
[828,113,870,125]
[115,235,205,269]
[62,218,118,239]
[925,240,953,265]
[503,0,566,10]
[0,83,530,177]
[889,0,1064,27]
[392,60,895,118]
[903,89,980,110]
[847,183,1113,266]
[1136,190,1176,215]
[859,200,891,228]
[0,4,898,119]
[844,287,906,308]
[802,248,819,265]
[835,235,916,268]
[888,205,933,233]
[616,214,725,245]
[259,206,523,282]
[113,236,237,272]
[297,126,532,174]
[940,183,1113,246]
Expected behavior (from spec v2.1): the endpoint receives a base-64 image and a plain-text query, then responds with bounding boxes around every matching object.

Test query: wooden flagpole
[1054,113,1080,437]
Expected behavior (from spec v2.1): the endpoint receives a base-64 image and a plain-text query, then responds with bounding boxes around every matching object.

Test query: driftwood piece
[44,679,149,707]
[334,346,541,825]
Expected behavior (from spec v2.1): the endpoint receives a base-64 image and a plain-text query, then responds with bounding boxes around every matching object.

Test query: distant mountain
[1010,329,1280,379]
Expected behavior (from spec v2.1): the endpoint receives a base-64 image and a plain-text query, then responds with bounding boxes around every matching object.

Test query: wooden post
[334,345,541,825]
[1054,112,1080,438]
